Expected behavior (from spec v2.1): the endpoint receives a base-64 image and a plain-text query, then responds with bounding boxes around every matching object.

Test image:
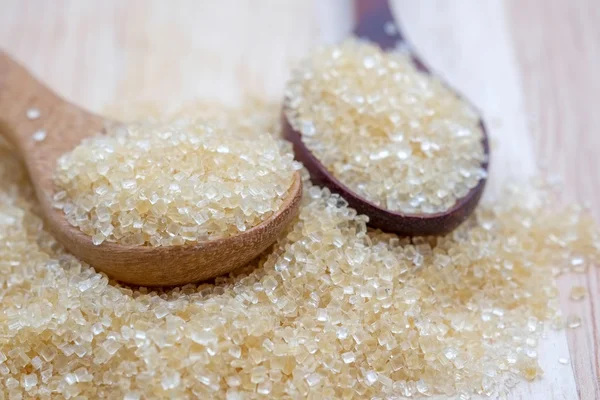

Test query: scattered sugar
[566,314,582,329]
[26,108,41,120]
[0,102,598,398]
[32,129,46,142]
[569,285,587,301]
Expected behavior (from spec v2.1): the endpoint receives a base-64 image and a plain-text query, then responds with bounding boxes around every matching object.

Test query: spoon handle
[0,50,104,192]
[354,0,404,50]
[353,1,429,72]
[0,51,64,152]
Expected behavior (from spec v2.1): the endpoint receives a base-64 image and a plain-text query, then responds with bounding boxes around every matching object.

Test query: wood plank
[507,1,600,399]
[391,1,579,398]
[0,0,352,110]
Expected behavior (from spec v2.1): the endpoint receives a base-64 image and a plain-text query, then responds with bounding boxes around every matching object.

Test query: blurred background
[1,0,598,398]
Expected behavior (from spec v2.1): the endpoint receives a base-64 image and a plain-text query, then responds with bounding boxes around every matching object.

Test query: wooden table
[1,1,598,398]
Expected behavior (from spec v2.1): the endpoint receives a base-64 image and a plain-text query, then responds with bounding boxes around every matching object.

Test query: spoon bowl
[282,0,489,236]
[0,51,302,286]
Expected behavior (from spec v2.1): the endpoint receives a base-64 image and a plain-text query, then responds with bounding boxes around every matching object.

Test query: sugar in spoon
[283,0,489,236]
[0,51,302,286]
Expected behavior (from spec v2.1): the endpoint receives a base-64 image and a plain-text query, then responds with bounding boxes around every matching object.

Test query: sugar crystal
[306,373,322,387]
[566,314,582,329]
[26,108,41,120]
[338,352,355,365]
[23,373,37,390]
[161,371,181,390]
[569,285,587,301]
[32,130,47,142]
[365,370,378,386]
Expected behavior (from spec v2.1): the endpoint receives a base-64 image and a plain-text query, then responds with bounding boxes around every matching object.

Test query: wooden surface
[0,0,598,398]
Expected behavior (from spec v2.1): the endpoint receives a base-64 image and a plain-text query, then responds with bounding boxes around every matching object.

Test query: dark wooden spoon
[282,0,489,236]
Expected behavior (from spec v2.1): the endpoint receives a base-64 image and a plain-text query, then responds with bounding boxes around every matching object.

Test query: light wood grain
[0,0,597,398]
[507,1,600,398]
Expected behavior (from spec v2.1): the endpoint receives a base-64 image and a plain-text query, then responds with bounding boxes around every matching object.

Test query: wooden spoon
[282,0,489,236]
[0,51,302,287]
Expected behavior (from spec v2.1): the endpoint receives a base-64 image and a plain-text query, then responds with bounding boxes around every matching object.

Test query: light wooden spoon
[0,51,302,287]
